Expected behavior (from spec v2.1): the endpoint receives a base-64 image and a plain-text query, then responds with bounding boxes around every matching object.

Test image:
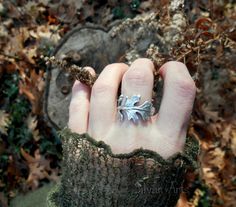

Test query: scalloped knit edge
[59,127,200,167]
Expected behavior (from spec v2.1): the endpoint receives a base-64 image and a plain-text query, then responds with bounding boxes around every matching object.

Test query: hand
[68,59,196,159]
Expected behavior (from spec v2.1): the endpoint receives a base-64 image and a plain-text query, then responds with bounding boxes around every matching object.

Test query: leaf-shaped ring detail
[117,94,154,123]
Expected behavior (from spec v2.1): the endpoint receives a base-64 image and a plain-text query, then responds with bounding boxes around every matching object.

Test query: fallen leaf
[26,114,40,141]
[200,104,223,123]
[0,110,11,135]
[202,167,223,197]
[176,192,191,207]
[21,148,59,190]
[19,67,45,115]
[20,148,36,163]
[195,17,213,31]
[207,148,225,170]
[190,189,204,207]
[231,128,236,156]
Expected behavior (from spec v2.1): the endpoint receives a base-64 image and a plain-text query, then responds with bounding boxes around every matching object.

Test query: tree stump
[44,0,188,129]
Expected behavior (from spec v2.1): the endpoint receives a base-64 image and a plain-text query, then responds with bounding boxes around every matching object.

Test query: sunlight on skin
[68,59,196,159]
[103,123,185,159]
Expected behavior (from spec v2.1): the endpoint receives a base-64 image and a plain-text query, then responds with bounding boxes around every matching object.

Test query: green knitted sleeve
[47,128,199,207]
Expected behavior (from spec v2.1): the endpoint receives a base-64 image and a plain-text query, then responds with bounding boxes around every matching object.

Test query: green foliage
[211,68,219,80]
[0,154,8,165]
[1,73,31,154]
[6,98,31,154]
[130,0,140,11]
[0,73,61,156]
[0,3,7,17]
[191,179,212,207]
[10,98,30,124]
[0,72,62,200]
[112,1,140,20]
[232,177,236,185]
[2,73,19,100]
[39,138,62,159]
[2,73,31,151]
[112,6,125,19]
[38,41,55,57]
[198,186,211,207]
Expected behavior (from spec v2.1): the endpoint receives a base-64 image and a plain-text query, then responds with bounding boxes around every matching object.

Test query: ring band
[117,94,154,123]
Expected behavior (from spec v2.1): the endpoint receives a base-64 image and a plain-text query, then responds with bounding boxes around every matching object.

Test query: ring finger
[121,58,154,124]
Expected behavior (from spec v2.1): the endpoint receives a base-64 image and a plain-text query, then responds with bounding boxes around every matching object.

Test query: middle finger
[120,58,154,124]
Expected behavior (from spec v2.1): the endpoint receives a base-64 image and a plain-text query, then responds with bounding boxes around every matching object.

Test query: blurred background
[0,0,235,206]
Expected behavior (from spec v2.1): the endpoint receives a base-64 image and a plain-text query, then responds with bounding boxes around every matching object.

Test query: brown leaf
[195,31,214,41]
[200,104,223,123]
[21,148,59,190]
[190,189,205,207]
[7,155,24,190]
[195,18,213,31]
[19,68,45,114]
[207,148,225,170]
[26,114,40,141]
[20,148,36,163]
[202,167,223,197]
[231,128,236,156]
[0,110,11,135]
[0,59,17,74]
[176,192,191,207]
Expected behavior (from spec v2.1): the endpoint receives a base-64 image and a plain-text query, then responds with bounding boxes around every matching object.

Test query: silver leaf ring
[117,94,154,124]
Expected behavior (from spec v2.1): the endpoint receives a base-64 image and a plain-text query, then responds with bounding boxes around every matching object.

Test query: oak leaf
[0,110,11,135]
[21,148,59,190]
[26,114,40,141]
[231,128,236,156]
[19,68,45,115]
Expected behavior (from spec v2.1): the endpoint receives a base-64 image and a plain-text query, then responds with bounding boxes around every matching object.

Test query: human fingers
[157,61,196,139]
[68,67,95,133]
[121,58,154,124]
[88,63,128,139]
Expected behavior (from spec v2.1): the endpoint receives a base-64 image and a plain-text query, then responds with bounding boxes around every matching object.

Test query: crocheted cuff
[47,128,199,207]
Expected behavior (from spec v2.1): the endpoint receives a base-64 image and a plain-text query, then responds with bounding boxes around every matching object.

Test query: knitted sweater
[47,128,199,207]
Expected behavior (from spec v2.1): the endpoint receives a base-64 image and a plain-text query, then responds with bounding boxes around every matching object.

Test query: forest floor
[0,0,236,207]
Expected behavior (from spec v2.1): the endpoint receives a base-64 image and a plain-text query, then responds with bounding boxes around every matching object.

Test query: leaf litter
[0,0,236,206]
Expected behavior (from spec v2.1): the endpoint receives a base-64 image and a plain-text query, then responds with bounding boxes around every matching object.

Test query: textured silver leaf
[117,94,154,123]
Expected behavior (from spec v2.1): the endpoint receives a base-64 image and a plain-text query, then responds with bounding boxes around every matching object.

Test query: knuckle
[160,61,187,76]
[92,82,114,96]
[124,70,152,86]
[133,58,154,66]
[167,61,186,68]
[69,102,78,114]
[69,98,87,112]
[104,63,127,71]
[174,77,196,97]
[161,61,196,98]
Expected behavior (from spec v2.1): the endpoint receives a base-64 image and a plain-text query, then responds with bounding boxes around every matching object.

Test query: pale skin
[68,59,196,159]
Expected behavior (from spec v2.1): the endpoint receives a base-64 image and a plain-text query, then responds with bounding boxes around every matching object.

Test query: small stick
[45,56,97,87]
